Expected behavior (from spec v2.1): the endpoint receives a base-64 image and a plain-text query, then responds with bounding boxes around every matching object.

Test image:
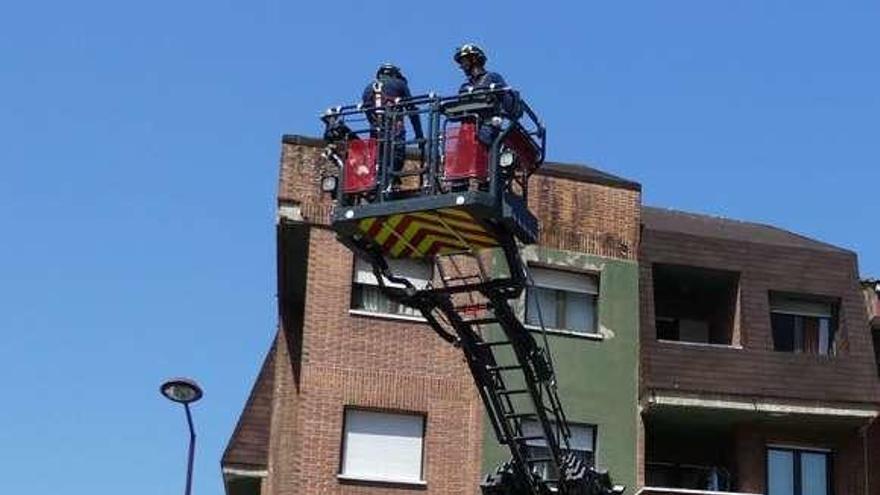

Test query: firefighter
[362,63,424,190]
[454,43,517,146]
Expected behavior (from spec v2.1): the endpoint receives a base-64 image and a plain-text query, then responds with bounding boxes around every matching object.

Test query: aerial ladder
[317,87,624,495]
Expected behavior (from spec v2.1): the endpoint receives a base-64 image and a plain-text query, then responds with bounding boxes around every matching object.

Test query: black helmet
[454,43,487,64]
[376,63,403,79]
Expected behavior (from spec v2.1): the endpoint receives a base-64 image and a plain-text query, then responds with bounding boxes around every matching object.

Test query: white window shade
[354,257,431,290]
[521,420,594,451]
[770,296,832,318]
[341,409,425,483]
[529,267,598,294]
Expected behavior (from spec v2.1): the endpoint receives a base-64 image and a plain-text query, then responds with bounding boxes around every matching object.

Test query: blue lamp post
[161,378,203,495]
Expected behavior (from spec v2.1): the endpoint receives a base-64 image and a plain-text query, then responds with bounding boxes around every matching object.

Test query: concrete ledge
[645,390,879,419]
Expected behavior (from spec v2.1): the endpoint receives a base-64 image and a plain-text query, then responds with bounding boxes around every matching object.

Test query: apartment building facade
[222,135,880,495]
[222,135,643,494]
[639,207,880,495]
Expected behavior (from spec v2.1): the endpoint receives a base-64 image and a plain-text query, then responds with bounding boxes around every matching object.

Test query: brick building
[639,208,880,494]
[222,135,642,494]
[222,135,880,495]
[862,280,880,495]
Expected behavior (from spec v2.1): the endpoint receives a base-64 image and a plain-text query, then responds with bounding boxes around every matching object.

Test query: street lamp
[161,378,203,495]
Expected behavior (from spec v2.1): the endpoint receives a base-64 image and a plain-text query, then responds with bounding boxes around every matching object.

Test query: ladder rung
[488,364,523,372]
[464,317,497,326]
[503,412,535,419]
[478,340,511,347]
[454,303,489,312]
[526,457,553,463]
[497,389,528,395]
[444,274,482,282]
[513,435,545,442]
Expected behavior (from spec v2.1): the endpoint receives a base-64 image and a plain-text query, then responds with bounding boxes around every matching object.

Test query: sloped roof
[536,161,641,191]
[222,341,276,470]
[642,206,851,254]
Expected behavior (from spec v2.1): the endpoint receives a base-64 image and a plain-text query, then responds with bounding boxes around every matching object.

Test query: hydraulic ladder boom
[318,89,622,495]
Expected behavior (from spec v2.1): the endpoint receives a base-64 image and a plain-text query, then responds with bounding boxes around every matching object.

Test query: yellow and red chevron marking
[356,208,499,258]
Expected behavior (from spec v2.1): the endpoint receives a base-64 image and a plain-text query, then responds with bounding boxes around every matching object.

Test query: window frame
[651,263,741,346]
[520,420,597,481]
[524,265,600,336]
[765,446,833,495]
[349,256,431,320]
[769,293,839,356]
[338,407,428,486]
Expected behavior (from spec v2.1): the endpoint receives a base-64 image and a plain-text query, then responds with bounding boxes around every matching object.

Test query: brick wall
[266,224,483,495]
[640,227,880,405]
[528,173,639,260]
[277,136,642,261]
[870,420,880,495]
[734,422,868,495]
[264,137,641,494]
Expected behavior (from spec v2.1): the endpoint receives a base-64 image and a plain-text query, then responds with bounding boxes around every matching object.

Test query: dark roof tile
[642,206,851,254]
[222,341,276,469]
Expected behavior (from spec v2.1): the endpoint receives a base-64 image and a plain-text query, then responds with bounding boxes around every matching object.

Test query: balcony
[645,409,739,493]
[642,397,876,495]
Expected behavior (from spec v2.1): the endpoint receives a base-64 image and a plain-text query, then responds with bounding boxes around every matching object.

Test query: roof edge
[642,205,855,255]
[221,339,276,469]
[281,134,641,190]
[282,134,325,147]
[536,162,641,191]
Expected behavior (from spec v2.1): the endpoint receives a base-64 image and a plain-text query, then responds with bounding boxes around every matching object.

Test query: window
[873,329,880,375]
[340,409,425,484]
[521,420,595,481]
[351,257,431,318]
[770,294,837,356]
[767,447,830,495]
[653,264,740,345]
[525,267,598,334]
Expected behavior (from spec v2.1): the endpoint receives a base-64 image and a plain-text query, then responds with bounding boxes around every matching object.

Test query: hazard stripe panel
[356,208,499,258]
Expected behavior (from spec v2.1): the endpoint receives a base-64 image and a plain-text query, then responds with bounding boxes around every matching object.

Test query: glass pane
[793,316,805,353]
[768,449,794,495]
[818,318,831,355]
[527,287,558,328]
[563,292,595,333]
[353,285,418,316]
[801,452,828,495]
[771,313,795,352]
[802,316,819,355]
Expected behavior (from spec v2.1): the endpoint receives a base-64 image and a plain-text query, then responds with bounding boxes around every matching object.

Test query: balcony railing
[645,462,736,493]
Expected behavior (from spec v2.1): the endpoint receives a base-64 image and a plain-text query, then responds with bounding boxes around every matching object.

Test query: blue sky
[1,1,877,494]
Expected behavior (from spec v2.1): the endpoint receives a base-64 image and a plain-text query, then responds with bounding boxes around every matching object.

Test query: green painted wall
[481,246,640,491]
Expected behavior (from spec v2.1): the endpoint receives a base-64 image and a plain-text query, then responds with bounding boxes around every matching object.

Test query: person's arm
[486,72,519,118]
[401,82,424,140]
[362,83,379,126]
[486,72,507,87]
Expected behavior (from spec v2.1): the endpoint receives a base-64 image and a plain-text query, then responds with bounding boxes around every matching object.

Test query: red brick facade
[225,135,879,495]
[221,136,642,495]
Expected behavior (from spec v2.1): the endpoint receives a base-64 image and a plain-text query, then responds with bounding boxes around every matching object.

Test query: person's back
[360,64,424,190]
[363,76,411,112]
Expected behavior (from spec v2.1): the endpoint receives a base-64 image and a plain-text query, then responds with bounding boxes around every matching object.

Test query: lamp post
[161,378,203,495]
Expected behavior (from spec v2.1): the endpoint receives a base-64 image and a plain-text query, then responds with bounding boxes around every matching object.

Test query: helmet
[454,43,487,64]
[376,63,403,79]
